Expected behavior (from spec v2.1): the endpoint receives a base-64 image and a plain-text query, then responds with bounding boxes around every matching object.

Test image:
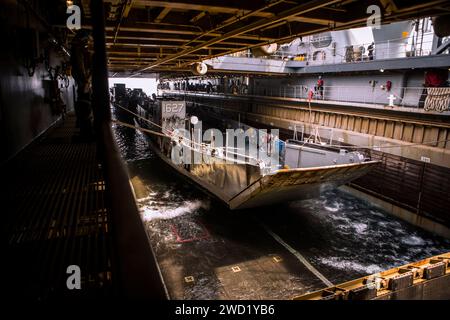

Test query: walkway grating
[2,114,117,300]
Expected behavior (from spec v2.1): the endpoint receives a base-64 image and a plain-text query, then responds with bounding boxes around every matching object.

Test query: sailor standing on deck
[368,42,375,60]
[316,76,324,99]
[274,135,285,167]
[267,132,273,156]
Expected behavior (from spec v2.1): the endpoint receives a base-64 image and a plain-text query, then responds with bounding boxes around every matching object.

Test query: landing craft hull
[145,131,379,210]
[130,103,379,210]
[147,136,379,209]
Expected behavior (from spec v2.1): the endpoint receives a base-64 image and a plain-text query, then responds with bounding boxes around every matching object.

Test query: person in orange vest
[308,89,314,101]
[317,76,324,99]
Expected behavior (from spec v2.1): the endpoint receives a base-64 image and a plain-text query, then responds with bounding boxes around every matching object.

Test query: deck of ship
[1,114,117,299]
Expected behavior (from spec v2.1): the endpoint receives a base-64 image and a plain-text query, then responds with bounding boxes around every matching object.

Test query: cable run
[115,103,166,131]
[112,120,169,138]
[115,103,449,152]
[112,119,263,165]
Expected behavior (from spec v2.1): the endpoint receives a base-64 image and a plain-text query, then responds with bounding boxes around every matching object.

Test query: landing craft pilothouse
[123,97,380,210]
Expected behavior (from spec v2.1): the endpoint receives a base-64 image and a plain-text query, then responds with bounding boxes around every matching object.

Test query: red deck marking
[170,218,210,243]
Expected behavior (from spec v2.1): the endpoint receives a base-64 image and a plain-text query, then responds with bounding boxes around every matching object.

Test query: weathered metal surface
[0,1,76,164]
[230,161,379,209]
[353,150,450,227]
[2,115,114,299]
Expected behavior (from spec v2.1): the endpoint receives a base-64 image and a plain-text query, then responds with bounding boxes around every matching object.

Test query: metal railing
[222,36,437,66]
[253,85,445,109]
[164,84,450,110]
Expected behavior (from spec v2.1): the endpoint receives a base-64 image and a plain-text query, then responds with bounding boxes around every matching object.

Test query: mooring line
[259,221,334,287]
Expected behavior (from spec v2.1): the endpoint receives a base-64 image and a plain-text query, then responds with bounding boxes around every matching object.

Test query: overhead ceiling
[75,0,450,75]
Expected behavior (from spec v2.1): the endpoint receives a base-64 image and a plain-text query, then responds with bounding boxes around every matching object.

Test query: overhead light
[380,69,385,73]
[190,116,199,125]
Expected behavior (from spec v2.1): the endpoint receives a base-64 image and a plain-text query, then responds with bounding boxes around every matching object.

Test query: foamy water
[113,114,450,295]
[286,190,450,282]
[141,199,210,221]
[318,256,384,274]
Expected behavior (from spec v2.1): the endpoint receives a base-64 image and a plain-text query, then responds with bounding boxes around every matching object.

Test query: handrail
[221,36,437,64]
[161,86,450,111]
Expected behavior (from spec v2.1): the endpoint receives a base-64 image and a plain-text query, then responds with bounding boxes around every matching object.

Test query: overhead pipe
[112,0,134,45]
[182,0,285,48]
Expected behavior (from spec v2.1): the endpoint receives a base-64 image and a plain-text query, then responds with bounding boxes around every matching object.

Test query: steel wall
[352,150,450,227]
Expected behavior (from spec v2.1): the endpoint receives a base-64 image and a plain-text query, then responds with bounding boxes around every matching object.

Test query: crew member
[274,135,285,166]
[206,81,213,93]
[70,30,93,139]
[316,76,324,99]
[368,42,374,60]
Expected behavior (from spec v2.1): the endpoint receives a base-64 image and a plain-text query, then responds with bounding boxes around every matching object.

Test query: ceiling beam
[107,42,240,50]
[190,11,207,23]
[108,51,207,57]
[134,0,342,73]
[132,1,262,15]
[154,7,171,23]
[104,25,276,41]
[130,0,343,26]
[106,35,259,46]
[112,0,134,44]
[182,0,284,48]
[380,0,398,15]
[194,1,450,65]
[123,0,134,17]
[108,43,184,48]
[109,57,157,61]
[103,0,450,75]
[288,16,341,27]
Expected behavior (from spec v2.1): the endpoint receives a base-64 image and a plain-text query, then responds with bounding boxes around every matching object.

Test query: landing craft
[117,97,379,209]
